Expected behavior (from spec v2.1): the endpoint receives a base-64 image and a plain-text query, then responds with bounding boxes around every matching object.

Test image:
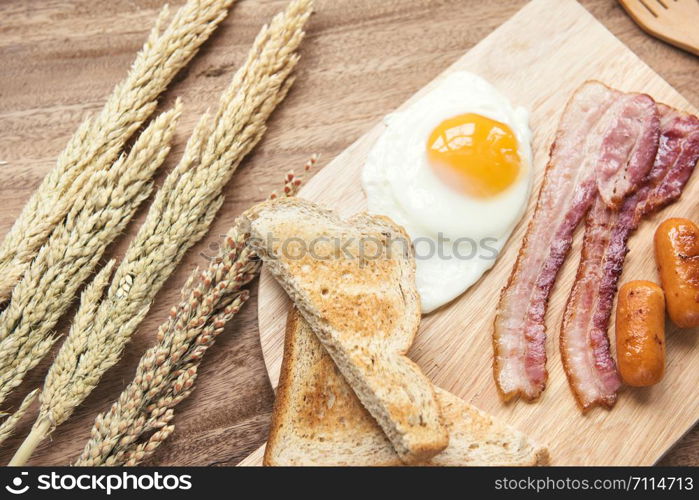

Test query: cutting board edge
[254,0,699,467]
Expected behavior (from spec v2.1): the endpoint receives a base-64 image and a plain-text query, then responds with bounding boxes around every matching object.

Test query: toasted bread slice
[264,309,549,466]
[243,198,447,463]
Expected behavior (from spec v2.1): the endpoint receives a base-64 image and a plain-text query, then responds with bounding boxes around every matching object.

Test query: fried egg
[362,71,532,313]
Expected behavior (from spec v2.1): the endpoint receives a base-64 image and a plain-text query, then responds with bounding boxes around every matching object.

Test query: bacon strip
[561,104,699,410]
[493,82,658,402]
[596,93,660,208]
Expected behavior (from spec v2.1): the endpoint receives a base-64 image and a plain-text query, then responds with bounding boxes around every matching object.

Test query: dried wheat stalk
[76,158,315,466]
[0,104,181,414]
[8,0,313,466]
[0,0,235,303]
[0,390,39,446]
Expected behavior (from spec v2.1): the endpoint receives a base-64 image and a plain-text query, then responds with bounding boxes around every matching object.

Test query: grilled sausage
[654,218,699,328]
[616,280,665,387]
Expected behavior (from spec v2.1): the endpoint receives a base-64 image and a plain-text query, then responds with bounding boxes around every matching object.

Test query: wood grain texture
[254,0,699,466]
[0,0,696,466]
[618,0,699,57]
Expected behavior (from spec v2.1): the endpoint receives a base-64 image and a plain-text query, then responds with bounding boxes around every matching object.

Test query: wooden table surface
[0,0,697,466]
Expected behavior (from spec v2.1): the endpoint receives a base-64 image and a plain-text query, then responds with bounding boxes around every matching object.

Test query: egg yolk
[427,113,521,198]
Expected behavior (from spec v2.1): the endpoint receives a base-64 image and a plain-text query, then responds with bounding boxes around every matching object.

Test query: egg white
[362,71,533,313]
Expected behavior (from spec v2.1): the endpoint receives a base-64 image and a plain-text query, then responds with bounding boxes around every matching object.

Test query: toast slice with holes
[242,197,447,463]
[264,308,549,466]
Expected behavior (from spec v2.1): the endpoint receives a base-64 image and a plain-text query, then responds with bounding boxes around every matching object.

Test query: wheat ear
[0,0,235,303]
[76,157,315,466]
[8,0,313,466]
[0,105,181,419]
[0,390,39,447]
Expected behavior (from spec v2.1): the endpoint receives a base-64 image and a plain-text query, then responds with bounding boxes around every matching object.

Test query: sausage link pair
[654,218,699,328]
[616,281,665,387]
[614,219,699,387]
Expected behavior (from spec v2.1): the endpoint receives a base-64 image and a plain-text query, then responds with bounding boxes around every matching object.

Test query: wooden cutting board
[243,0,699,466]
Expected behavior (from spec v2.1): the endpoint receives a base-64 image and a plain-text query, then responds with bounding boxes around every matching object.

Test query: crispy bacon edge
[492,83,659,403]
[560,104,699,411]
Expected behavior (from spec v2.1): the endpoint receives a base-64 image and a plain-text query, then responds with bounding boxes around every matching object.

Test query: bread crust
[263,305,302,466]
[264,308,549,466]
[245,197,447,463]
